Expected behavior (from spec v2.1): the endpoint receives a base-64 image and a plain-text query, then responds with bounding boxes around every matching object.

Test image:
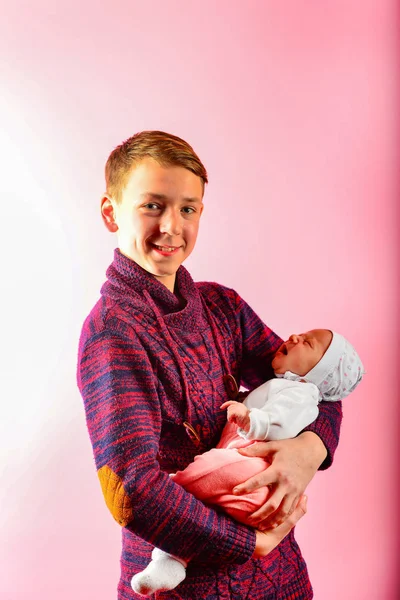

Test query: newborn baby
[131,329,364,596]
[221,329,348,443]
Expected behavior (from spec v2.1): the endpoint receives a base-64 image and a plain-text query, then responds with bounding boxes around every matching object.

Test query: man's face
[271,329,333,376]
[102,157,204,292]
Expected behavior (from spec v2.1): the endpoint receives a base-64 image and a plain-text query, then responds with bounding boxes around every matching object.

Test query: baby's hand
[220,401,251,432]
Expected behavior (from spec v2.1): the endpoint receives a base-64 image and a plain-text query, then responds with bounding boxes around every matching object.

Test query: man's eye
[182,206,195,214]
[144,203,160,210]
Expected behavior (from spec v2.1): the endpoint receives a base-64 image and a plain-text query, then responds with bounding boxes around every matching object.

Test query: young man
[77,131,342,599]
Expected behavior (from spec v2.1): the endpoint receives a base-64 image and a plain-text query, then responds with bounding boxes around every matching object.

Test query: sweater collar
[101,248,205,330]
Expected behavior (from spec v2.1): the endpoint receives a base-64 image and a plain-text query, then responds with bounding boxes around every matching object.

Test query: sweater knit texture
[77,249,343,599]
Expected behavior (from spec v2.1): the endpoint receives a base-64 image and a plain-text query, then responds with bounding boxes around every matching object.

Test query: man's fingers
[237,441,276,458]
[252,496,308,558]
[257,494,299,530]
[263,495,307,533]
[287,495,307,525]
[287,496,300,518]
[272,495,307,534]
[232,469,275,494]
[246,490,285,527]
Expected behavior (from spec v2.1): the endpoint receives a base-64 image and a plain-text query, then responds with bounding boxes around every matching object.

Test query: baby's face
[272,329,333,377]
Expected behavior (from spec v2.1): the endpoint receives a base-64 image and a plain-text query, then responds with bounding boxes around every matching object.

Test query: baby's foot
[131,553,186,596]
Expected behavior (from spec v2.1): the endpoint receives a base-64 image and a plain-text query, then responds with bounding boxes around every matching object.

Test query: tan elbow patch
[97,465,133,527]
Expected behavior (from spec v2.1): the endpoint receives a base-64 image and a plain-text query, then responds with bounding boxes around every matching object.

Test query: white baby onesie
[238,378,320,441]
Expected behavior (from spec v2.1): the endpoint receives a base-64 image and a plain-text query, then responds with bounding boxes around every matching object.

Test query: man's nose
[160,209,182,236]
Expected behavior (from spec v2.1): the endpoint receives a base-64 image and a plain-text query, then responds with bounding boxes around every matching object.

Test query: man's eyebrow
[140,192,202,203]
[140,192,168,201]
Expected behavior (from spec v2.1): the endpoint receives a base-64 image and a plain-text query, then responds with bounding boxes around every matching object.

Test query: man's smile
[150,242,182,255]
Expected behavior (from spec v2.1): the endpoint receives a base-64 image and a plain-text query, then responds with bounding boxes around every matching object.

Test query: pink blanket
[172,423,270,525]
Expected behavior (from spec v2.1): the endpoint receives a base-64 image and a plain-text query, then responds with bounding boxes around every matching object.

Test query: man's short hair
[105,130,208,203]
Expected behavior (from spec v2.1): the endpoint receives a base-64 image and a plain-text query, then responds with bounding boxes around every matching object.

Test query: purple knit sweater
[77,249,342,599]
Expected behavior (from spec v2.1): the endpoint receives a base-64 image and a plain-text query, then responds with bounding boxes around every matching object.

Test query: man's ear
[101,194,119,232]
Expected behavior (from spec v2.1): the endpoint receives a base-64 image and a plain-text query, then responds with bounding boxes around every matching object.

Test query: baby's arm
[236,379,320,441]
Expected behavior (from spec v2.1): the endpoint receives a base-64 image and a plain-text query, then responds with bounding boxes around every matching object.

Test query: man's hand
[253,495,308,558]
[220,400,251,432]
[233,432,327,530]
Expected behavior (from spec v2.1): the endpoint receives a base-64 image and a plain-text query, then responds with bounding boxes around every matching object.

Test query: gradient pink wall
[1,1,398,598]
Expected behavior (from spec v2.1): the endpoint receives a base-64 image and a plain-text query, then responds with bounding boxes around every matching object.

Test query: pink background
[1,1,398,598]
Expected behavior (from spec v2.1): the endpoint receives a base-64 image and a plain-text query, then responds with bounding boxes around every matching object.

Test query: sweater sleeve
[234,290,343,469]
[301,400,343,469]
[77,328,256,565]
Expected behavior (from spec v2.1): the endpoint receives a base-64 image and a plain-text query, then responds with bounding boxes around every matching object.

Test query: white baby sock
[131,547,187,596]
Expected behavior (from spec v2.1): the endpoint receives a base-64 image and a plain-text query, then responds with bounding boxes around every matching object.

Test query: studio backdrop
[0,1,398,599]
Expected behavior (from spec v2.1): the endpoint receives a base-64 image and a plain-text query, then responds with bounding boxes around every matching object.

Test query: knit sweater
[77,249,343,599]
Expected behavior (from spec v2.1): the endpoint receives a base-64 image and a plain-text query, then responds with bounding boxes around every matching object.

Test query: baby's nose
[289,334,302,343]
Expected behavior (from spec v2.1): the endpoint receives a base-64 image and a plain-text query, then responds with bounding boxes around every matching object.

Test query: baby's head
[272,329,364,401]
[272,329,332,377]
